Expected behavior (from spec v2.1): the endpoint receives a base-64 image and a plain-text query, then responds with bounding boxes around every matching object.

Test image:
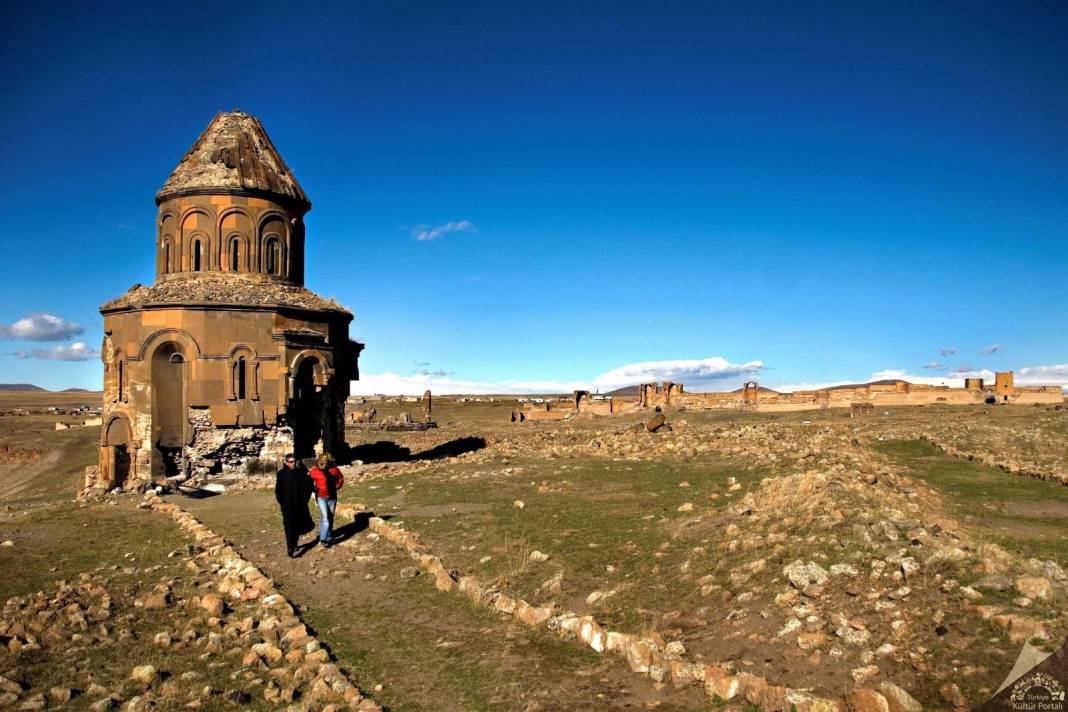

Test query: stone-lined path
[180,488,709,712]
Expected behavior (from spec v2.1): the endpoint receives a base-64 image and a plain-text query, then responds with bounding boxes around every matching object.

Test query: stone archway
[291,357,323,459]
[102,415,133,488]
[152,342,187,477]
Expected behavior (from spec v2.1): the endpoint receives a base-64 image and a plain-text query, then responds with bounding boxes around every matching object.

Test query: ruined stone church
[96,111,362,488]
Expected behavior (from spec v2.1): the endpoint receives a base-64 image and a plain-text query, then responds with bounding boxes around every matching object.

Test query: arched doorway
[103,416,132,488]
[152,342,186,477]
[291,357,322,459]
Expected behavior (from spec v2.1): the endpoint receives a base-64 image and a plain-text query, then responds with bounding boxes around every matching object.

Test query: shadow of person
[414,436,486,461]
[340,436,487,466]
[329,511,374,545]
[176,486,222,499]
[343,441,412,464]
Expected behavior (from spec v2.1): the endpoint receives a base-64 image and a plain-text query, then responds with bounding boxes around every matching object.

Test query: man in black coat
[275,453,314,557]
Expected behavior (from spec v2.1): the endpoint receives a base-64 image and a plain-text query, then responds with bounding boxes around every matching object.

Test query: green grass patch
[875,439,1068,562]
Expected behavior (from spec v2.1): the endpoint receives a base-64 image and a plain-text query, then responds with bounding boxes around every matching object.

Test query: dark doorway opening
[113,445,130,487]
[152,342,186,477]
[291,358,322,459]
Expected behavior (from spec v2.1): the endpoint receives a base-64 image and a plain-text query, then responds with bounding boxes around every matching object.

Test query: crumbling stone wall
[184,408,292,480]
[639,372,1062,414]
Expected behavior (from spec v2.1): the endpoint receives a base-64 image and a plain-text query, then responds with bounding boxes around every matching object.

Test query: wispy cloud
[939,347,956,357]
[416,369,453,377]
[590,357,763,391]
[117,221,136,231]
[923,362,945,370]
[350,372,586,396]
[412,220,476,242]
[980,343,1002,355]
[351,357,1068,397]
[775,363,1068,393]
[1016,364,1068,387]
[351,356,763,395]
[0,313,84,341]
[12,342,99,361]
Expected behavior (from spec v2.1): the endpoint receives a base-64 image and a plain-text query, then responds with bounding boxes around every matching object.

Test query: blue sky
[1,1,1066,393]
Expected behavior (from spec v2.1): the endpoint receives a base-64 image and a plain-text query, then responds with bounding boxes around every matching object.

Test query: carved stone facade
[96,111,362,490]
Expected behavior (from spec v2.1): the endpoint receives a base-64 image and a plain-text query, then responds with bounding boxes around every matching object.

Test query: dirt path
[181,489,711,712]
[0,449,61,503]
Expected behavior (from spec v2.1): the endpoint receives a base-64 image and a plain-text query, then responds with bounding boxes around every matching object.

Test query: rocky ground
[0,497,380,711]
[0,399,1065,710]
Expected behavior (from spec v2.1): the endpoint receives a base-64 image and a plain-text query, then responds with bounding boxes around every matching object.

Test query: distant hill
[606,385,640,396]
[728,385,778,393]
[60,388,91,393]
[0,384,46,392]
[823,379,905,391]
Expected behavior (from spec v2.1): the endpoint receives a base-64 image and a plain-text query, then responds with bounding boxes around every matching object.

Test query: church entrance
[103,415,132,488]
[152,342,186,477]
[291,357,323,459]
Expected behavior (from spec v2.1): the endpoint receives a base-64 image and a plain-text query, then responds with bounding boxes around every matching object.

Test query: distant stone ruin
[512,390,635,423]
[637,371,1062,413]
[89,111,364,494]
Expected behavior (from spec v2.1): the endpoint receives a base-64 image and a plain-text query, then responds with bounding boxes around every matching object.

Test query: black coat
[275,466,314,535]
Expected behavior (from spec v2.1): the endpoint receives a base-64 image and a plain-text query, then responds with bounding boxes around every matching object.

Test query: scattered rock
[199,594,225,617]
[879,681,922,712]
[1015,576,1053,601]
[129,665,158,685]
[783,560,829,589]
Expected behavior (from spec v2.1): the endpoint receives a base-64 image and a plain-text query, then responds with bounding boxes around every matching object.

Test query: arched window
[230,238,240,271]
[265,239,280,275]
[237,357,247,399]
[163,242,171,273]
[228,350,257,401]
[117,359,125,401]
[192,240,202,271]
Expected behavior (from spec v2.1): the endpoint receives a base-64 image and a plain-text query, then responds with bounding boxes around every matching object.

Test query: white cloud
[939,347,956,357]
[769,379,854,392]
[774,364,1068,393]
[350,371,584,396]
[1015,364,1068,387]
[980,344,1002,355]
[13,342,99,361]
[922,362,945,370]
[412,220,476,242]
[351,357,1068,397]
[0,313,84,341]
[590,357,764,391]
[351,356,763,396]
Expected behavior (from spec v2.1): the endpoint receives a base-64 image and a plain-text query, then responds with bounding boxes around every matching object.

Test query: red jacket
[309,466,344,499]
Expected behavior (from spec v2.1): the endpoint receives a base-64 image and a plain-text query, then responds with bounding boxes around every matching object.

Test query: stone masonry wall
[184,408,292,481]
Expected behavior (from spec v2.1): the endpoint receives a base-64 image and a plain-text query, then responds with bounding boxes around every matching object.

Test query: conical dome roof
[155,110,310,210]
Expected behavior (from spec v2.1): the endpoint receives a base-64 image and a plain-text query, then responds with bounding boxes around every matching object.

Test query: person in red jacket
[309,453,344,547]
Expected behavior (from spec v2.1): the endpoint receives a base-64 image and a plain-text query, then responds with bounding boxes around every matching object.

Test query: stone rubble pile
[0,495,383,710]
[142,493,381,711]
[337,506,881,712]
[337,416,1066,709]
[877,414,1068,485]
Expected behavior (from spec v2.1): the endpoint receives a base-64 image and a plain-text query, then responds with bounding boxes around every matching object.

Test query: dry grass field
[1,392,1066,710]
